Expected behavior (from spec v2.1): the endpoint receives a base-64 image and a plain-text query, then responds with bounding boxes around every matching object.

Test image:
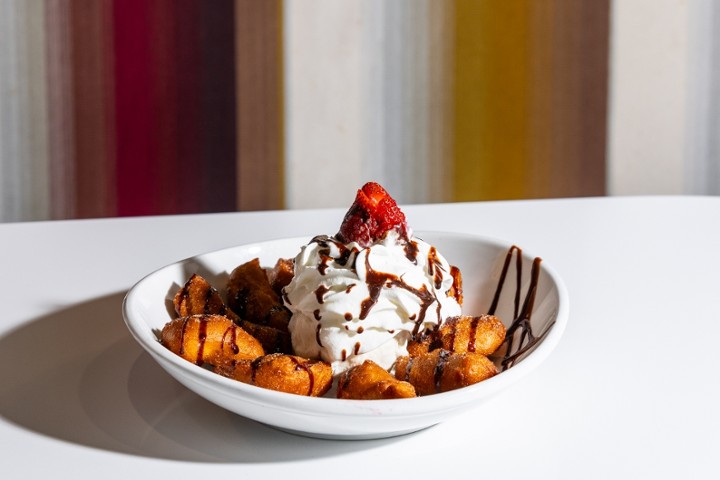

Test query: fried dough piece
[407,330,433,357]
[395,349,497,396]
[173,273,291,354]
[218,353,332,397]
[433,315,506,356]
[235,319,292,354]
[407,340,431,357]
[161,314,264,366]
[227,258,291,332]
[174,273,240,321]
[337,360,416,400]
[267,258,294,295]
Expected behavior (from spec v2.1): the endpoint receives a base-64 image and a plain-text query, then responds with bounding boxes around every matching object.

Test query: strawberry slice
[337,182,409,247]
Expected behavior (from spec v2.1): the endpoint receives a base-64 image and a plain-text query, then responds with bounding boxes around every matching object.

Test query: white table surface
[1,196,718,479]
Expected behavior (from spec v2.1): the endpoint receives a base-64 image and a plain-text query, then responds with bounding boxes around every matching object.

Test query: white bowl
[122,232,568,440]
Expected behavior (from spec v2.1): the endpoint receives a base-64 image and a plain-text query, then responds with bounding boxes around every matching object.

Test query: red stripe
[113,0,158,216]
[152,0,181,214]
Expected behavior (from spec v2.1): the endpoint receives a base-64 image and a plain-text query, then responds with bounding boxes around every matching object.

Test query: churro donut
[395,349,497,396]
[174,273,292,354]
[174,273,239,321]
[337,360,416,400]
[432,315,506,355]
[217,353,333,397]
[227,258,291,332]
[161,314,264,366]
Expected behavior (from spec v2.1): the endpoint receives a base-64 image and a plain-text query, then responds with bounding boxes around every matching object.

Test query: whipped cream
[283,231,462,374]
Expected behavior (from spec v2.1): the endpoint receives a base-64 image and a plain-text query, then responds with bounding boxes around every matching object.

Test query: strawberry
[337,182,409,247]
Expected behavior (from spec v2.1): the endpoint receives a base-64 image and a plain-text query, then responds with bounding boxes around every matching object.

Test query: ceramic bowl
[122,232,568,440]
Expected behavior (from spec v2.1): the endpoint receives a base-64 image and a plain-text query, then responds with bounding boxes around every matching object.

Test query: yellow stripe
[452,0,532,201]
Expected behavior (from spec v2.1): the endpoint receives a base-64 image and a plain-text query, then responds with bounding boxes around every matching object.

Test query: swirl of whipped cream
[283,231,462,374]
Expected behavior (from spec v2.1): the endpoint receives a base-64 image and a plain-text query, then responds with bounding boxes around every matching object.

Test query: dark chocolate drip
[359,253,436,337]
[203,286,214,314]
[178,284,190,315]
[345,283,356,294]
[467,316,480,353]
[315,285,329,304]
[315,323,323,347]
[445,317,458,351]
[196,317,208,365]
[310,235,358,269]
[449,265,462,302]
[353,342,361,355]
[289,356,315,396]
[488,245,522,316]
[404,240,420,264]
[318,254,331,275]
[427,247,445,290]
[179,317,191,356]
[222,324,240,354]
[435,302,443,331]
[313,309,321,320]
[494,254,550,371]
[434,350,451,392]
[344,312,353,321]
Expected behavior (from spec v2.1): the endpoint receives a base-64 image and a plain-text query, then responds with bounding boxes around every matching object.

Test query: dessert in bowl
[122,183,568,439]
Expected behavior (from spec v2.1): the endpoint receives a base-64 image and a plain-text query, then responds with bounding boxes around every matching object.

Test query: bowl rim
[122,231,569,417]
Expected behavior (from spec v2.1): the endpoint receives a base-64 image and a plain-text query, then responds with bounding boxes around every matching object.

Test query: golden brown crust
[267,257,295,295]
[226,258,291,332]
[433,315,506,356]
[394,349,497,396]
[337,360,416,400]
[173,273,239,322]
[161,314,264,366]
[407,335,432,357]
[217,353,333,397]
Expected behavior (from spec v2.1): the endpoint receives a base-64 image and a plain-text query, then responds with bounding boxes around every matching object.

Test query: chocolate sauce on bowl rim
[486,245,556,372]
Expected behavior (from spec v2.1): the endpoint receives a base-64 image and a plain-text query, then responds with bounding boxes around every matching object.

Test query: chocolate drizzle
[288,356,315,396]
[427,247,446,290]
[222,324,240,354]
[358,252,436,336]
[311,235,358,270]
[467,316,480,353]
[315,323,323,346]
[404,240,420,264]
[315,285,329,304]
[490,246,554,371]
[178,315,244,365]
[433,350,451,392]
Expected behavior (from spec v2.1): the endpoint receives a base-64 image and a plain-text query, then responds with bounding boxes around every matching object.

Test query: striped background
[1,0,612,221]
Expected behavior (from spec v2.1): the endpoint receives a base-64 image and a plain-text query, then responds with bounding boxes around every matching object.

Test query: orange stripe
[452,0,609,201]
[452,0,531,201]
